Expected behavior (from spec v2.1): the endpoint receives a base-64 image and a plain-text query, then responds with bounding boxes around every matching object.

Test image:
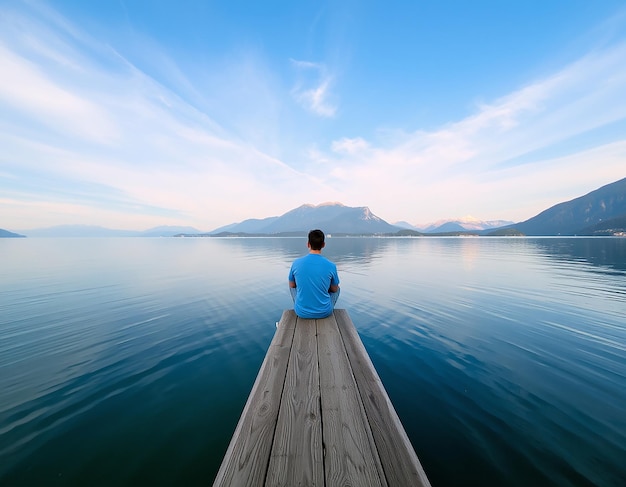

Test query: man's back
[289,253,340,319]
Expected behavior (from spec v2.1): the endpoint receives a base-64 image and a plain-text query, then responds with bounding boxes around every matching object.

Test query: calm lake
[1,237,625,486]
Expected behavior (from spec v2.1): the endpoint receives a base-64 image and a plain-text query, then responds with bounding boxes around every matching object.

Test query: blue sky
[1,0,626,231]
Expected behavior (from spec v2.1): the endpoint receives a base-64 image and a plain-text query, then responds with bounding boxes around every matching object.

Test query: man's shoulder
[317,255,337,272]
[293,253,335,265]
[292,254,308,264]
[291,255,309,269]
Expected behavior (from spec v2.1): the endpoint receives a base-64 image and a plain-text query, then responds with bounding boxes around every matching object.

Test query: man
[288,229,340,319]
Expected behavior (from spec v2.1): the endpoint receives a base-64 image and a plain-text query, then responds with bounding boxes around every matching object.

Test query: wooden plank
[316,314,387,487]
[266,317,324,486]
[334,309,432,487]
[213,310,297,487]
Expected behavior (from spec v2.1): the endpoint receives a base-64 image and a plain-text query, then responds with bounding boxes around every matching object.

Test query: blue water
[1,237,625,486]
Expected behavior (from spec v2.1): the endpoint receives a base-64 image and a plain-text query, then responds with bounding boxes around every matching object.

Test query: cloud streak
[290,59,337,117]
[0,2,625,231]
[0,3,339,230]
[319,41,626,222]
[0,44,120,143]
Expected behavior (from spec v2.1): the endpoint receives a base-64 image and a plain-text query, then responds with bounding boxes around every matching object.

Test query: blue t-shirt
[288,254,340,319]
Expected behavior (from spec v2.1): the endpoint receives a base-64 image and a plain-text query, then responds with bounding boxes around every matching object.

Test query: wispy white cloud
[0,44,120,143]
[0,3,337,230]
[290,59,337,117]
[1,2,625,231]
[318,41,626,222]
[331,137,369,155]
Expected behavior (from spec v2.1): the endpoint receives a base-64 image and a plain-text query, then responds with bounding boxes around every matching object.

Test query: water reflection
[212,235,394,268]
[1,237,624,487]
[334,236,626,486]
[530,236,626,271]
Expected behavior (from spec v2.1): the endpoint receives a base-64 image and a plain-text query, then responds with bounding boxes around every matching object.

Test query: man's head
[308,229,325,251]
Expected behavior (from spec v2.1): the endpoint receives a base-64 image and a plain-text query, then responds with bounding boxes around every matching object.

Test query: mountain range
[0,229,25,238]
[497,176,626,236]
[209,202,399,235]
[396,217,514,233]
[2,177,625,237]
[206,176,625,236]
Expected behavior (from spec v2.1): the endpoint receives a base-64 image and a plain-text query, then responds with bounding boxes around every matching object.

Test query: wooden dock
[213,309,431,487]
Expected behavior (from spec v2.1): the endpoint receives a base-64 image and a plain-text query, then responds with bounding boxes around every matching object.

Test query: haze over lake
[1,237,625,486]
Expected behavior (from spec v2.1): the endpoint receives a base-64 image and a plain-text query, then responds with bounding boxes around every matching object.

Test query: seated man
[288,229,340,318]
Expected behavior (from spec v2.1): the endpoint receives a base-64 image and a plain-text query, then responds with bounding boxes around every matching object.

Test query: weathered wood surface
[334,309,432,487]
[212,312,296,487]
[317,314,386,486]
[266,313,323,486]
[213,309,431,487]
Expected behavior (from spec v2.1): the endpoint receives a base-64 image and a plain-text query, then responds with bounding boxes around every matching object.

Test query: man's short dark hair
[308,229,325,250]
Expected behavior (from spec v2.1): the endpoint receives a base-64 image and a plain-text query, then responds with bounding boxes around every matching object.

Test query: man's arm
[289,280,297,288]
[329,266,340,293]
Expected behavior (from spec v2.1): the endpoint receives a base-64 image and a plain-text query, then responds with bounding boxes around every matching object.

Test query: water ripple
[1,237,625,486]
